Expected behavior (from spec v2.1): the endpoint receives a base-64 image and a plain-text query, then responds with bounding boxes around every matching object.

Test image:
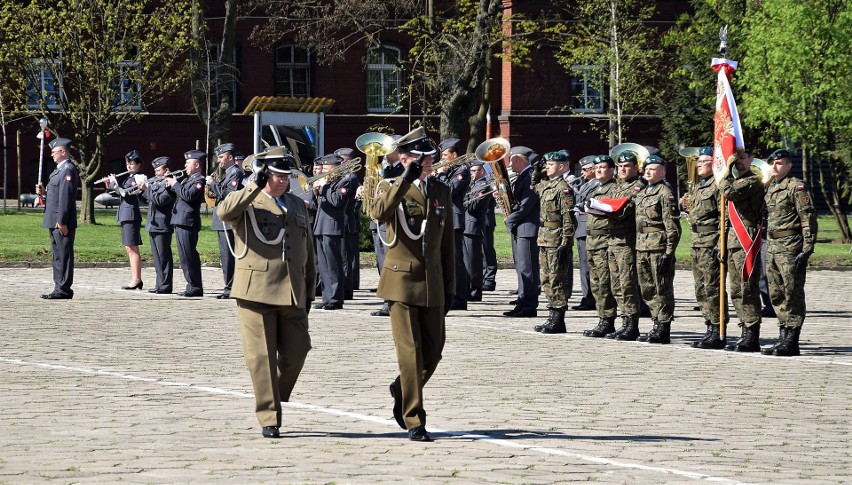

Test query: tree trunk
[77,132,104,225]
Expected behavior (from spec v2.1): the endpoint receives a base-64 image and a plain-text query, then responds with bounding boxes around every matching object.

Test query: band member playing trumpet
[138,157,176,294]
[312,153,352,310]
[462,161,489,302]
[208,143,244,299]
[334,147,362,299]
[107,150,145,290]
[435,138,471,311]
[167,150,206,298]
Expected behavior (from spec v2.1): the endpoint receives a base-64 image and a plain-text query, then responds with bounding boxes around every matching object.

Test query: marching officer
[761,148,818,356]
[435,138,471,311]
[683,147,726,349]
[571,155,599,311]
[532,151,575,334]
[370,127,454,442]
[217,153,315,438]
[335,147,362,298]
[208,143,245,299]
[634,155,681,343]
[167,150,206,297]
[368,135,404,317]
[139,156,176,294]
[37,138,78,299]
[462,161,489,302]
[313,154,351,310]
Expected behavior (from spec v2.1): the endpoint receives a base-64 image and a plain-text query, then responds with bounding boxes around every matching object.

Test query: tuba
[610,143,651,166]
[732,158,772,186]
[356,132,395,214]
[475,137,515,215]
[678,146,701,212]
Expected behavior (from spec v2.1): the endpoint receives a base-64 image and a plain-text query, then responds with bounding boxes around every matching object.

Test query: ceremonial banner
[586,197,630,215]
[710,58,743,182]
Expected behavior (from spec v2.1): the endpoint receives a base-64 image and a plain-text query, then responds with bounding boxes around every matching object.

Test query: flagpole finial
[719,25,729,56]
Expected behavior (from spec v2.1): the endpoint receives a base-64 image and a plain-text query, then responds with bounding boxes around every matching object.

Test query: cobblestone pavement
[0,265,849,484]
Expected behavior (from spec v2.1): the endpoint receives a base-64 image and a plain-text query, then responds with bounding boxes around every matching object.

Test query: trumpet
[126,170,186,195]
[294,159,362,192]
[94,170,132,185]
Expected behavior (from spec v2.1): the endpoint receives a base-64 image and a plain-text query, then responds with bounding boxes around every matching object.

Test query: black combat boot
[541,308,567,334]
[637,319,657,342]
[606,315,630,339]
[725,323,761,352]
[646,320,671,344]
[761,326,787,355]
[614,315,640,341]
[697,324,726,349]
[583,317,615,338]
[691,322,713,348]
[773,326,801,357]
[534,309,556,332]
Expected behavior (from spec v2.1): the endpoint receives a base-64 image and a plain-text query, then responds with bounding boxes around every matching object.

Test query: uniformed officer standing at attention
[167,150,206,297]
[760,148,817,357]
[481,176,498,292]
[718,148,765,352]
[571,155,599,311]
[370,127,454,442]
[334,147,362,299]
[313,154,350,310]
[462,161,489,302]
[435,138,471,311]
[207,143,244,299]
[138,156,176,294]
[531,151,575,334]
[107,150,145,290]
[217,153,315,439]
[37,138,78,299]
[502,146,541,317]
[634,155,681,344]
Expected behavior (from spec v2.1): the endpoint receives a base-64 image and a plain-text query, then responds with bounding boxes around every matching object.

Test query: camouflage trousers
[728,248,762,327]
[588,240,639,319]
[540,245,572,309]
[692,247,722,324]
[766,251,807,328]
[637,251,675,323]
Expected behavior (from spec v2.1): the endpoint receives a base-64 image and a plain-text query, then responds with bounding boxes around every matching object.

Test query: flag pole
[719,195,728,339]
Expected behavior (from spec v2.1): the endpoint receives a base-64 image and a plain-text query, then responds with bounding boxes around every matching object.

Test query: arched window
[366,45,402,113]
[275,45,311,98]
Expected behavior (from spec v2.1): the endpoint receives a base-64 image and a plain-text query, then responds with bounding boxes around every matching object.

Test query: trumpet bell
[356,132,395,157]
[475,138,510,162]
[610,143,651,165]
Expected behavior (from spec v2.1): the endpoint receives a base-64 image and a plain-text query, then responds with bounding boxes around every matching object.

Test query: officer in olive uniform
[718,148,766,352]
[683,147,725,349]
[571,156,599,311]
[634,155,681,344]
[37,138,78,299]
[531,151,575,334]
[503,146,541,317]
[761,148,818,357]
[369,137,404,317]
[107,150,145,290]
[335,147,362,298]
[462,161,489,301]
[167,150,206,297]
[208,143,245,299]
[139,156,176,294]
[313,154,351,310]
[217,154,315,439]
[436,138,471,311]
[370,127,454,442]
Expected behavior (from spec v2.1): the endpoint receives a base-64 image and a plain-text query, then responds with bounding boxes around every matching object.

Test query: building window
[275,45,310,98]
[570,65,604,114]
[366,45,402,113]
[113,51,142,111]
[26,59,62,110]
[206,43,239,110]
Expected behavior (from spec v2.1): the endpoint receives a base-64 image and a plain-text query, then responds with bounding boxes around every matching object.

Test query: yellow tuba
[610,143,651,166]
[678,147,702,212]
[356,132,396,214]
[475,137,515,215]
[732,158,773,186]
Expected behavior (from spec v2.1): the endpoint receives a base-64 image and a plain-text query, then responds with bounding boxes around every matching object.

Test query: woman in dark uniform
[107,150,145,289]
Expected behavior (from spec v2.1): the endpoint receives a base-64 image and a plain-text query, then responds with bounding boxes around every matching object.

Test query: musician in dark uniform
[335,147,362,299]
[571,156,599,310]
[370,127,454,442]
[481,178,498,292]
[106,150,145,290]
[139,156,176,294]
[435,138,471,311]
[462,161,489,301]
[217,154,315,439]
[368,136,404,317]
[37,138,78,299]
[502,146,540,317]
[167,150,206,297]
[207,143,244,299]
[313,154,350,310]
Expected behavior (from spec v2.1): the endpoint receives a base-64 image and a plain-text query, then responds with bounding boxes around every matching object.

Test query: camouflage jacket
[717,171,765,250]
[635,182,681,254]
[534,176,575,248]
[688,175,720,248]
[765,176,818,255]
[586,178,634,250]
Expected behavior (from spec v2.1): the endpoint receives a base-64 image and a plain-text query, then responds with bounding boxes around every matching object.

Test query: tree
[739,0,852,242]
[0,0,193,224]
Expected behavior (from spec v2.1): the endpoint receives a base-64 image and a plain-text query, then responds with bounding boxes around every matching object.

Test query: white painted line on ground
[1,356,751,484]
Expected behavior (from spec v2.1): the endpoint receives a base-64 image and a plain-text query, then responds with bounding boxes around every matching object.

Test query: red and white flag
[711,58,743,182]
[586,197,630,215]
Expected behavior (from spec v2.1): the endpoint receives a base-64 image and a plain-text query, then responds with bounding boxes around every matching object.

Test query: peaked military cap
[151,156,170,168]
[438,138,461,153]
[317,153,343,166]
[334,147,354,158]
[265,156,294,174]
[396,127,437,156]
[214,143,235,156]
[509,146,533,159]
[184,150,206,161]
[578,155,597,168]
[233,152,246,162]
[49,138,72,151]
[767,148,794,161]
[125,149,143,163]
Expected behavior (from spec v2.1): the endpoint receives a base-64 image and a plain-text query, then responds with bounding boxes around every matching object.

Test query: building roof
[242,96,336,115]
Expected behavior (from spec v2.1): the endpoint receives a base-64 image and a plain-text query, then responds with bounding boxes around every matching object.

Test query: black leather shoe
[216,293,230,299]
[149,289,172,294]
[121,281,143,290]
[508,299,519,305]
[312,302,326,310]
[178,291,203,297]
[371,308,390,317]
[322,303,343,310]
[512,308,537,318]
[389,379,406,430]
[261,426,280,438]
[571,303,596,311]
[41,292,72,300]
[449,302,468,311]
[482,284,496,292]
[408,426,433,442]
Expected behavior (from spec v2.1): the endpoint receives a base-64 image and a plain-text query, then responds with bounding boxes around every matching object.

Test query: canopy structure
[242,96,336,166]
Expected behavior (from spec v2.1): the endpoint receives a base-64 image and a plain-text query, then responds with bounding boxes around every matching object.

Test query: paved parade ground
[0,265,850,484]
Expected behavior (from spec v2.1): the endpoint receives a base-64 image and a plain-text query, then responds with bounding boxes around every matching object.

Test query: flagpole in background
[36,118,48,206]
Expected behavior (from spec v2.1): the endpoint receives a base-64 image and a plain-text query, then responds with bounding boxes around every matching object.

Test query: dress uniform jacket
[171,172,206,230]
[370,177,455,308]
[314,176,351,236]
[209,163,245,230]
[143,183,175,233]
[503,166,540,311]
[442,166,471,231]
[503,167,540,238]
[111,175,142,224]
[463,177,490,236]
[42,160,79,230]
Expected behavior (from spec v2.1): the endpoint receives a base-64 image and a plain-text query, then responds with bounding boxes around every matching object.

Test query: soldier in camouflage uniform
[634,155,681,344]
[683,147,726,349]
[718,149,766,352]
[760,149,818,357]
[531,151,576,334]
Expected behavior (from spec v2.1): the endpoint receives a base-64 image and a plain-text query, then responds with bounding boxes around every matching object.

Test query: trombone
[294,159,362,192]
